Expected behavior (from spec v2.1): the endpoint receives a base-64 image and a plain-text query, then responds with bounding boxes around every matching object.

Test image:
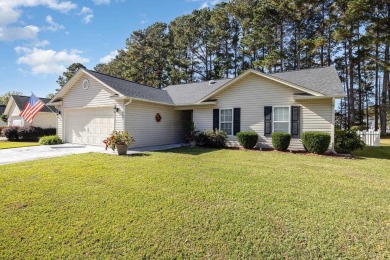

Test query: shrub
[39,135,63,145]
[196,129,227,148]
[237,132,258,149]
[43,128,56,136]
[351,125,366,131]
[0,126,8,136]
[17,126,44,141]
[271,132,291,151]
[301,131,331,154]
[4,126,19,140]
[335,129,365,154]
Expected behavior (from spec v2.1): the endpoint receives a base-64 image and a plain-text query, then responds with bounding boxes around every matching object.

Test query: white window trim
[272,106,291,134]
[219,108,234,136]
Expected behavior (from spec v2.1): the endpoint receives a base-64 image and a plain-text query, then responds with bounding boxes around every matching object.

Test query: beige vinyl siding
[125,100,185,148]
[62,75,116,108]
[193,74,334,150]
[56,113,63,139]
[31,113,56,128]
[114,102,124,131]
[8,102,21,126]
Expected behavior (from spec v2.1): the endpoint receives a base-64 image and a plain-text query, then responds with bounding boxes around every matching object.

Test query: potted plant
[103,130,135,155]
[185,121,199,147]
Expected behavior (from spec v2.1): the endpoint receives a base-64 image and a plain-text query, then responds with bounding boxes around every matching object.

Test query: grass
[0,143,389,258]
[0,141,40,149]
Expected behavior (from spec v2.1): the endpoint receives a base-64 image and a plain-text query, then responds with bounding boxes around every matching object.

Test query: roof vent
[209,80,217,85]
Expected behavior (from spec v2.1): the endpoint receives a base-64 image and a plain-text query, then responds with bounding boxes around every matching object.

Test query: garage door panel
[65,108,114,146]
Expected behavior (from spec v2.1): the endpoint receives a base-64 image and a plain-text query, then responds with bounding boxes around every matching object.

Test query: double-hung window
[220,108,233,136]
[273,107,290,133]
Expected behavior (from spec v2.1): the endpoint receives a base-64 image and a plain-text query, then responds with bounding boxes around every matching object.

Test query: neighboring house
[4,95,57,128]
[49,67,344,150]
[0,105,6,127]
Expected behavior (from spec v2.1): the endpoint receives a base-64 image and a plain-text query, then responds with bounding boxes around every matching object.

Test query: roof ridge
[269,66,334,75]
[12,94,50,100]
[87,70,162,90]
[165,78,231,88]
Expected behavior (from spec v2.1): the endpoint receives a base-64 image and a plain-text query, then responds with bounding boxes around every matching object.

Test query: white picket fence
[357,130,381,147]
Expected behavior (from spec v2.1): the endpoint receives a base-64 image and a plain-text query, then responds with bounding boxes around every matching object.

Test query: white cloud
[140,20,148,24]
[15,47,89,74]
[99,50,118,63]
[0,0,77,42]
[79,6,93,24]
[43,15,65,31]
[93,0,110,5]
[0,25,39,41]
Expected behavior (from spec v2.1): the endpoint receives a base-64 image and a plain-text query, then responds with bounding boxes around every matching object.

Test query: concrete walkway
[0,143,184,166]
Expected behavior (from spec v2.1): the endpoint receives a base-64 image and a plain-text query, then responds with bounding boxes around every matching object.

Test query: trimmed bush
[196,129,227,148]
[17,126,44,141]
[271,132,291,151]
[351,125,366,131]
[43,128,56,136]
[237,132,258,149]
[4,126,19,140]
[301,131,331,154]
[39,135,63,145]
[335,129,365,154]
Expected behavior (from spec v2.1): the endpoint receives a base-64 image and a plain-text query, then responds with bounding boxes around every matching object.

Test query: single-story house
[4,95,57,128]
[49,66,344,150]
[0,105,6,127]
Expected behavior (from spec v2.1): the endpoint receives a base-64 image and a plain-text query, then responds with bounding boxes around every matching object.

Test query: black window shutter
[291,106,300,138]
[264,106,272,137]
[213,109,219,131]
[233,108,241,135]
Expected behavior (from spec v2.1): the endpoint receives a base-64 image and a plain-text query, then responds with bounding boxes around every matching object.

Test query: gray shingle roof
[269,66,344,96]
[12,95,57,113]
[164,79,232,105]
[85,66,343,106]
[87,70,174,104]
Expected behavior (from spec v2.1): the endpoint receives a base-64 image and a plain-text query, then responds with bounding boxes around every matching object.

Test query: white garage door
[65,107,114,146]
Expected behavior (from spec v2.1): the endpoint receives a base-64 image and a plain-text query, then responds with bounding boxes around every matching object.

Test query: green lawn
[0,141,40,149]
[0,143,389,258]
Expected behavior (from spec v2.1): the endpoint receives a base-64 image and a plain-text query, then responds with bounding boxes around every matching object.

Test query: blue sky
[0,0,223,99]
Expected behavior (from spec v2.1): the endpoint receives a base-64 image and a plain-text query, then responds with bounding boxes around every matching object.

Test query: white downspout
[331,97,336,153]
[123,99,132,131]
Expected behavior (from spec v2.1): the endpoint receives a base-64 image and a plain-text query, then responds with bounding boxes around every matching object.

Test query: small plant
[0,126,8,137]
[196,129,227,148]
[335,129,365,154]
[0,114,7,123]
[39,135,63,145]
[301,131,331,154]
[103,130,135,151]
[4,126,19,140]
[350,125,366,131]
[271,132,291,151]
[237,132,258,149]
[184,121,199,143]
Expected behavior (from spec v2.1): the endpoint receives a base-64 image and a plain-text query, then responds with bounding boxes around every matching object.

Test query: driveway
[0,143,184,165]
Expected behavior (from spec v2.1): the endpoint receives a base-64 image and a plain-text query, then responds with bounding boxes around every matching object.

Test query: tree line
[65,0,390,134]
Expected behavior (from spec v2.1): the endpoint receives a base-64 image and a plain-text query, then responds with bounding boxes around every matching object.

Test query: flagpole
[31,92,57,115]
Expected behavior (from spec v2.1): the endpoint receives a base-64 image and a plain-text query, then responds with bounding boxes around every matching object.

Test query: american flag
[19,95,46,124]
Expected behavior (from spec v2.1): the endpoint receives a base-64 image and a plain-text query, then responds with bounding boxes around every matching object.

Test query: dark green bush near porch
[196,129,227,148]
[237,132,258,149]
[43,128,56,136]
[4,126,19,140]
[335,129,365,154]
[301,131,331,154]
[271,132,291,151]
[39,135,63,145]
[17,126,44,141]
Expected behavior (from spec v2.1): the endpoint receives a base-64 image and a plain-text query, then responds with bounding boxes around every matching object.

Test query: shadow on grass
[353,145,390,160]
[125,153,151,157]
[158,146,219,156]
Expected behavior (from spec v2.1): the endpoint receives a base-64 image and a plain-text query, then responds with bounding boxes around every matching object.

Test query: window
[273,107,290,133]
[220,108,233,135]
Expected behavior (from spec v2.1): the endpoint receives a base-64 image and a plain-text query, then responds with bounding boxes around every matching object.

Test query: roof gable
[5,95,56,115]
